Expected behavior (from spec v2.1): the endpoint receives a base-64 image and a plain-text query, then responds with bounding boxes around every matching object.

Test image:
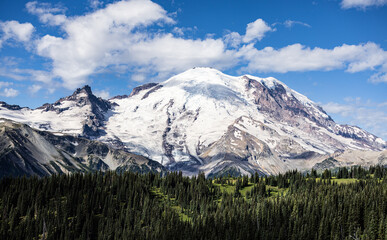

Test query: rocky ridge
[0,119,165,178]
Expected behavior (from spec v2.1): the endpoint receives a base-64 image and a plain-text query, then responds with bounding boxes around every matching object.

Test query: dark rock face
[141,84,163,100]
[129,83,158,97]
[245,77,330,126]
[244,76,385,151]
[313,157,339,169]
[0,101,24,111]
[110,95,128,100]
[162,99,175,164]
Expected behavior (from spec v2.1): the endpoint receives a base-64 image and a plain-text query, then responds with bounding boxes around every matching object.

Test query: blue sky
[0,0,386,139]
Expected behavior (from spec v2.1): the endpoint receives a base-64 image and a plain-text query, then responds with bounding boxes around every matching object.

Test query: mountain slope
[104,68,385,175]
[0,85,111,137]
[0,119,164,178]
[0,68,385,176]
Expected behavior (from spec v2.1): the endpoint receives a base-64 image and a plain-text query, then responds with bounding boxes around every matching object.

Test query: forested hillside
[0,166,386,239]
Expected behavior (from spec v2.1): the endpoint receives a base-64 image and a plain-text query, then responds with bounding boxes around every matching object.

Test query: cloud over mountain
[24,0,387,89]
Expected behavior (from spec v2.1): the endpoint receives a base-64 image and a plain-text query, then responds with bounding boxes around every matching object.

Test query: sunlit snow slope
[104,68,386,175]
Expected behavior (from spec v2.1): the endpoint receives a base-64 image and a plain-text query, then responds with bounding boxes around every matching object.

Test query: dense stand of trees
[0,166,386,239]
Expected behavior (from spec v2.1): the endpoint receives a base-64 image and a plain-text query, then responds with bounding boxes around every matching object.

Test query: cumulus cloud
[341,0,387,9]
[224,18,273,48]
[94,89,111,99]
[0,88,19,97]
[89,0,103,9]
[243,19,273,43]
[323,99,387,140]
[26,1,67,26]
[223,31,243,48]
[28,84,42,94]
[369,72,387,83]
[34,0,187,88]
[32,0,240,88]
[238,42,387,73]
[0,79,19,97]
[0,21,34,48]
[126,34,235,75]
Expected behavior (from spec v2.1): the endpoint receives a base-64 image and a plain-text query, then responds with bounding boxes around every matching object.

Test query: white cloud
[33,0,239,88]
[284,20,311,28]
[94,89,110,99]
[0,67,52,83]
[0,21,34,47]
[243,19,273,43]
[0,81,13,88]
[26,1,67,26]
[341,0,387,9]
[28,70,53,83]
[223,31,243,48]
[322,100,387,140]
[172,26,197,37]
[0,88,19,97]
[369,72,387,83]
[0,68,26,81]
[238,42,387,73]
[35,0,180,89]
[172,27,184,36]
[224,18,273,48]
[126,34,236,75]
[131,74,146,82]
[28,84,42,94]
[323,102,354,117]
[0,80,19,97]
[89,0,103,9]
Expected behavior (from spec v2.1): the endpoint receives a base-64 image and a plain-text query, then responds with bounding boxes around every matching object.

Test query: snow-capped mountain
[0,119,164,178]
[0,68,385,176]
[0,85,111,137]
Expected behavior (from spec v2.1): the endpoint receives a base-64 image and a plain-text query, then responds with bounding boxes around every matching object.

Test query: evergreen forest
[0,165,387,240]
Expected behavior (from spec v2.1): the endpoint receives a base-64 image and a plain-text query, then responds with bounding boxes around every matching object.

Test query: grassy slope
[151,177,360,222]
[150,187,192,222]
[313,177,358,184]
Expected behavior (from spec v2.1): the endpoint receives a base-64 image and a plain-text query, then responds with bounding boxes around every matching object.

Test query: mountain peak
[189,67,221,73]
[162,68,242,95]
[71,85,93,98]
[0,101,24,111]
[168,67,229,82]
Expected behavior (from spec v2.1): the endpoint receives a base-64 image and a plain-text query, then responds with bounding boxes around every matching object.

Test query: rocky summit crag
[0,68,386,177]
